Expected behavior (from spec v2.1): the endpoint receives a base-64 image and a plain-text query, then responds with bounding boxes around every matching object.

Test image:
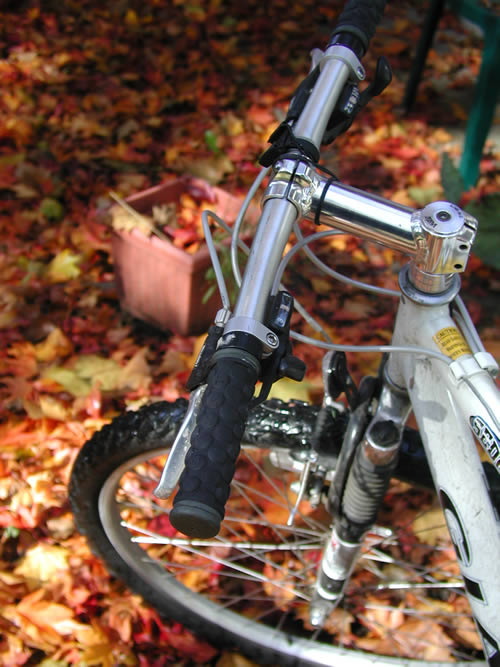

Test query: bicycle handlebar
[330,0,386,57]
[169,0,388,539]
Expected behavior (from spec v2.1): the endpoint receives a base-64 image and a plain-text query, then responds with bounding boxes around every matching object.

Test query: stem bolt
[436,210,452,222]
[266,332,279,347]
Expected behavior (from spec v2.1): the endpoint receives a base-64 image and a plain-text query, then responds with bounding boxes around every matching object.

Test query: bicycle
[69,1,500,664]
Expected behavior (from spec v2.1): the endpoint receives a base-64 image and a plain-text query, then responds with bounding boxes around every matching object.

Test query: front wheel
[69,400,484,666]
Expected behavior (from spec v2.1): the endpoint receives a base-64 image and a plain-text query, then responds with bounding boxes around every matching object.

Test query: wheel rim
[98,444,484,666]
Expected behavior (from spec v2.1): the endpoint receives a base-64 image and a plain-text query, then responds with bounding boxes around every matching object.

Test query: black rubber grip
[330,0,386,56]
[170,356,259,538]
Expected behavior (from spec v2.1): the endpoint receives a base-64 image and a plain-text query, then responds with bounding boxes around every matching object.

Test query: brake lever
[154,385,205,500]
[321,55,392,145]
[323,350,360,410]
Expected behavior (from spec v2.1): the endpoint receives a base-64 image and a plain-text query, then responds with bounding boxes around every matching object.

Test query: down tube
[388,300,500,664]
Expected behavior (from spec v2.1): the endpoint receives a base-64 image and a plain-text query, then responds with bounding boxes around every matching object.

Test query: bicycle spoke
[107,442,482,662]
[230,479,312,569]
[363,602,476,620]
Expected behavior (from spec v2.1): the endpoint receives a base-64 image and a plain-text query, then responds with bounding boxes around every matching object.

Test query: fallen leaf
[46,250,82,283]
[117,347,151,390]
[15,544,69,583]
[42,367,90,397]
[34,328,73,362]
[412,506,449,546]
[39,395,72,420]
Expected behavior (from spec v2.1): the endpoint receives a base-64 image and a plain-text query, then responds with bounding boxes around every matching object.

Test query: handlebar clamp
[409,201,478,294]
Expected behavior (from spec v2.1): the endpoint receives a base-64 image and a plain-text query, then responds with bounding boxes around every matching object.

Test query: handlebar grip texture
[331,0,386,54]
[170,356,259,538]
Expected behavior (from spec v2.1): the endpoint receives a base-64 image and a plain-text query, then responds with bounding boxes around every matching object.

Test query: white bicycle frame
[388,293,500,657]
[306,177,500,655]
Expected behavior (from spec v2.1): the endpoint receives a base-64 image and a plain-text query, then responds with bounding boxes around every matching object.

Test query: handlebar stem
[308,177,478,295]
[308,177,417,254]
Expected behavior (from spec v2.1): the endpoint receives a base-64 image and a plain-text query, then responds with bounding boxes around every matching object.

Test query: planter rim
[124,176,215,207]
[111,227,211,272]
[111,176,256,272]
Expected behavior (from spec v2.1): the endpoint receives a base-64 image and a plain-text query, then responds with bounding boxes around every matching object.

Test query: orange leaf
[34,327,73,362]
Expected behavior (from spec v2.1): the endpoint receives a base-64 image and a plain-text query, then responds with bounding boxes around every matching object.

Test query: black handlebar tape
[170,355,259,538]
[330,0,386,57]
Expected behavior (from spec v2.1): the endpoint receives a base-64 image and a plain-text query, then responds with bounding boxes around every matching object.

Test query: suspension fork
[310,378,411,625]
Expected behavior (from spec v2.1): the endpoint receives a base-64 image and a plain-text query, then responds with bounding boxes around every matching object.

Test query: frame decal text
[433,326,471,360]
[470,415,500,473]
[439,488,471,566]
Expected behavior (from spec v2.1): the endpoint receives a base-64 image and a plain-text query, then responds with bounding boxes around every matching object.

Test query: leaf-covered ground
[0,1,499,665]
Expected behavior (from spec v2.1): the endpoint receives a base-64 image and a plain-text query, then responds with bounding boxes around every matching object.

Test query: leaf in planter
[152,203,177,226]
[202,283,217,304]
[172,227,200,250]
[111,207,154,236]
[466,194,500,269]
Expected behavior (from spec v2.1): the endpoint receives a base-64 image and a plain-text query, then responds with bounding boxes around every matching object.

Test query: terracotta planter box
[111,178,256,336]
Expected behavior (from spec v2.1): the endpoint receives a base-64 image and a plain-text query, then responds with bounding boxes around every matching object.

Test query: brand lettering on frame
[470,416,500,473]
[440,489,471,566]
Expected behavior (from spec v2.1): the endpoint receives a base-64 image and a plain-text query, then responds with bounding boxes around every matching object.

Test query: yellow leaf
[164,145,180,162]
[111,206,153,236]
[102,598,140,643]
[117,347,151,390]
[34,328,73,362]
[267,377,311,403]
[391,189,415,207]
[46,513,74,539]
[26,470,61,505]
[183,154,234,185]
[432,128,453,143]
[216,652,262,667]
[310,277,331,294]
[15,544,69,583]
[39,395,72,420]
[46,249,82,282]
[20,599,73,626]
[412,507,449,546]
[42,367,91,397]
[79,643,115,667]
[157,347,187,375]
[125,9,139,26]
[73,354,122,391]
[221,112,245,137]
[379,156,404,170]
[52,618,107,646]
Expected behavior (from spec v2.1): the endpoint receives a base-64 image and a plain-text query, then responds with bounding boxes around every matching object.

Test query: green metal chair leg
[459,22,500,188]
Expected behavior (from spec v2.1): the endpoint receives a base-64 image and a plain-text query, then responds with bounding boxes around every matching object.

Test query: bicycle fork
[309,376,411,625]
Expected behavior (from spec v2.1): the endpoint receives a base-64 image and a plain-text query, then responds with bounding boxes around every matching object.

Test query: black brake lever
[324,351,360,410]
[321,55,392,145]
[360,55,392,101]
